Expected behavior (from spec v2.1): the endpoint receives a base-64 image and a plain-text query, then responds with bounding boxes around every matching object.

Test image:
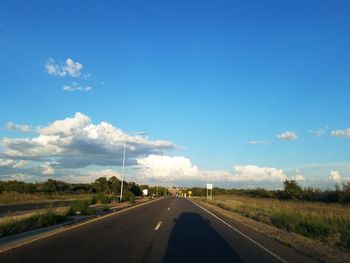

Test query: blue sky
[1,0,350,188]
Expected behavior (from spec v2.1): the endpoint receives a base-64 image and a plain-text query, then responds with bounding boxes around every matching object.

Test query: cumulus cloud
[292,174,305,181]
[45,58,83,77]
[291,168,305,181]
[137,155,287,183]
[331,128,350,138]
[41,163,55,176]
[0,112,176,170]
[137,155,199,182]
[6,122,34,133]
[231,165,287,182]
[64,58,83,77]
[328,170,350,183]
[277,131,297,141]
[329,170,342,183]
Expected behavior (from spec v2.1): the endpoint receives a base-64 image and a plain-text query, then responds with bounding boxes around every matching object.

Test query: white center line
[154,221,162,231]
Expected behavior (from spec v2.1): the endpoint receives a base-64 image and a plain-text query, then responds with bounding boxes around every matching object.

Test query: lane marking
[154,221,162,231]
[190,200,288,263]
[0,198,164,254]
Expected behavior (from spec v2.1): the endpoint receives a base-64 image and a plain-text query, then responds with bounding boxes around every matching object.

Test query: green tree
[283,180,302,199]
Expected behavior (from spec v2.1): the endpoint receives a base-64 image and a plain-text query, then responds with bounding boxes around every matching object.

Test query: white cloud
[331,128,350,138]
[6,122,33,133]
[328,170,350,183]
[248,140,271,145]
[61,169,121,183]
[45,58,83,77]
[290,168,305,181]
[63,82,92,92]
[64,58,83,77]
[45,58,66,76]
[329,170,342,183]
[10,173,27,181]
[41,163,55,176]
[137,155,199,182]
[0,159,26,168]
[277,131,297,141]
[1,112,176,170]
[231,165,287,182]
[293,174,305,181]
[309,128,325,137]
[137,155,287,183]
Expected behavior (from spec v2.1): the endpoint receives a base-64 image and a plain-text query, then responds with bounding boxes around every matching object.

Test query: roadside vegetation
[0,177,150,205]
[191,180,350,250]
[189,180,350,204]
[0,207,67,238]
[0,176,158,237]
[0,192,92,205]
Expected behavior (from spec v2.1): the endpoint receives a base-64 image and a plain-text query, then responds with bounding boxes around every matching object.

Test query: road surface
[0,197,319,263]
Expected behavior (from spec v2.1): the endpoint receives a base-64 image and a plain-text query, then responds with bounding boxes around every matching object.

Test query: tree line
[0,177,169,199]
[0,177,144,197]
[188,180,350,203]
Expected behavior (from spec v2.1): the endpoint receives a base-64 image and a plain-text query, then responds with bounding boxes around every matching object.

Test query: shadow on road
[163,212,243,263]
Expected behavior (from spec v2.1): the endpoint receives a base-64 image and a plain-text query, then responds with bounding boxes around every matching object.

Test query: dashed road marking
[154,221,162,231]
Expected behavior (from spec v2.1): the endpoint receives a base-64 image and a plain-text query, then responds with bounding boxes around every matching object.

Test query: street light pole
[119,142,126,202]
[119,131,145,202]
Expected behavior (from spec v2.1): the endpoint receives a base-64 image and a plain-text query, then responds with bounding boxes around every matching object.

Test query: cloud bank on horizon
[1,112,349,188]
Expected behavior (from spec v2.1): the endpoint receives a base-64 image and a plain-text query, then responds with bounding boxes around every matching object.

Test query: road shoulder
[193,199,350,263]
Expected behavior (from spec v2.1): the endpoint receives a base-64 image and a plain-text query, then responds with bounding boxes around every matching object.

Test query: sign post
[206,184,213,200]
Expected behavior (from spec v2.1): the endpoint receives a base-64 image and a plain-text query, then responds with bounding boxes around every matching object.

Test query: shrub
[93,193,112,204]
[102,205,110,211]
[123,191,135,203]
[68,200,95,215]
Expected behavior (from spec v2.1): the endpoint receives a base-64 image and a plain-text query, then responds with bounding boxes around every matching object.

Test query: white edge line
[154,221,162,230]
[190,200,288,263]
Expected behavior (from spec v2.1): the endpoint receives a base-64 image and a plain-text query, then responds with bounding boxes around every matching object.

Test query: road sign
[206,184,213,200]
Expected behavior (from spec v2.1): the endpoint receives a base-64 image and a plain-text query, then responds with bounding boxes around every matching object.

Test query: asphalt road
[0,197,319,263]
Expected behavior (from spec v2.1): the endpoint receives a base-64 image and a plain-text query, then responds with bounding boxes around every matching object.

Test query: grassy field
[0,192,93,205]
[202,195,350,250]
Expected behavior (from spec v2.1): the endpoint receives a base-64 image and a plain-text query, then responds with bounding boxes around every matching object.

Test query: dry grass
[0,192,92,205]
[0,207,67,237]
[203,195,350,250]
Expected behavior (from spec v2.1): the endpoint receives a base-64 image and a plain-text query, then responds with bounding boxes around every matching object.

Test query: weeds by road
[0,207,67,238]
[0,192,92,205]
[201,195,350,250]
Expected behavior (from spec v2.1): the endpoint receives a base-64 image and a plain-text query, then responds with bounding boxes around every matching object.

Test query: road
[0,197,319,263]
